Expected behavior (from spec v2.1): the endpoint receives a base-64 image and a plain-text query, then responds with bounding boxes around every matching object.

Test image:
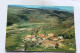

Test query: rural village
[22,33,64,50]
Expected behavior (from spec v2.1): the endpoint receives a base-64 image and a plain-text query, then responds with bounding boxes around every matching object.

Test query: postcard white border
[0,0,80,53]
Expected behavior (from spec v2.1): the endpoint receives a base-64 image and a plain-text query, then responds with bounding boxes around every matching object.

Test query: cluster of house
[38,33,54,40]
[23,33,64,48]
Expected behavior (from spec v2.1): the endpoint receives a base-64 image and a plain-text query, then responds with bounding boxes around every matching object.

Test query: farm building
[48,33,54,37]
[41,40,59,48]
[25,35,36,41]
[51,37,59,41]
[38,34,49,40]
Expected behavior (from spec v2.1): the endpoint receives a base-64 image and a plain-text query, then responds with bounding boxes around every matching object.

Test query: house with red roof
[41,40,59,48]
[51,37,59,41]
[48,33,54,37]
[38,34,49,40]
[25,35,36,41]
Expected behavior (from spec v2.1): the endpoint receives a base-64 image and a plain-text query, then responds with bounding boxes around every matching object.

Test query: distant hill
[7,7,74,27]
[8,5,74,13]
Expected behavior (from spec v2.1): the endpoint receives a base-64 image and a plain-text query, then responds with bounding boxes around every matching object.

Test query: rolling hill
[7,7,74,27]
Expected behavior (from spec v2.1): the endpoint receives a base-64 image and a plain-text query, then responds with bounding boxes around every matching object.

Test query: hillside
[7,7,74,27]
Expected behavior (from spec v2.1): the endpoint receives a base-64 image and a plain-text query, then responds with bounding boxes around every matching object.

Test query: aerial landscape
[5,5,76,51]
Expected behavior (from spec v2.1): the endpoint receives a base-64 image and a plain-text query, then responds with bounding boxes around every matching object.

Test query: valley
[6,6,76,51]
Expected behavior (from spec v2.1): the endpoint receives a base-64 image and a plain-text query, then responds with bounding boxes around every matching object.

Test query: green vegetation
[5,7,76,51]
